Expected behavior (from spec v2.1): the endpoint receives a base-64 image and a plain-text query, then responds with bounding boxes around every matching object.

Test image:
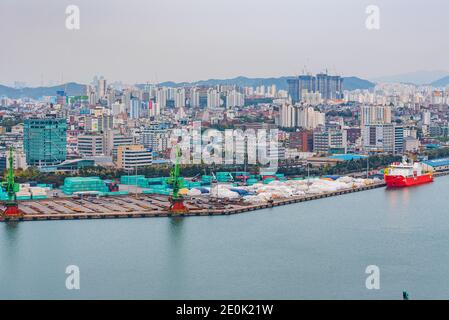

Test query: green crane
[2,146,20,216]
[169,146,184,198]
[168,146,188,213]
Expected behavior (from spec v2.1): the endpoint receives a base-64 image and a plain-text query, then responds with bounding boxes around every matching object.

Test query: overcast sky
[0,0,448,86]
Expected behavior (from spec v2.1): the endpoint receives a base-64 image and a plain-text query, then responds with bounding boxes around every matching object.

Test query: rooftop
[423,158,449,167]
[329,154,368,161]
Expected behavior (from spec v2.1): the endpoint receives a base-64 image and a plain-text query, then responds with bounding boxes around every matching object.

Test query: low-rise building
[116,145,153,170]
[404,136,420,153]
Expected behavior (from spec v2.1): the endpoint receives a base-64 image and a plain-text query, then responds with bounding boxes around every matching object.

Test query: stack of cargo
[233,171,250,182]
[216,172,233,182]
[16,184,32,200]
[275,173,287,181]
[134,177,172,188]
[120,175,145,185]
[29,186,48,199]
[0,183,51,200]
[37,183,53,190]
[184,181,201,189]
[104,180,119,192]
[201,175,212,184]
[246,178,258,186]
[0,188,8,200]
[142,187,171,195]
[263,177,276,184]
[61,177,109,195]
[101,191,129,196]
[137,177,150,188]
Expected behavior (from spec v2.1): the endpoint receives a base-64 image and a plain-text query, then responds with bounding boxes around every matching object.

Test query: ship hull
[384,173,433,188]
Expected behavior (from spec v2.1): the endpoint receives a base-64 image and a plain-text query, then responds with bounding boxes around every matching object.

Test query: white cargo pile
[17,184,49,198]
[204,176,381,203]
[242,177,380,203]
[29,187,48,197]
[187,188,202,196]
[210,185,240,199]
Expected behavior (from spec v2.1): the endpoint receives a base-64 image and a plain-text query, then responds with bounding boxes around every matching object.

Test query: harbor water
[1,176,449,299]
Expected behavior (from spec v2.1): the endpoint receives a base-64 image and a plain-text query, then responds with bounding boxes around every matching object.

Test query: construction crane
[2,146,20,217]
[168,146,188,214]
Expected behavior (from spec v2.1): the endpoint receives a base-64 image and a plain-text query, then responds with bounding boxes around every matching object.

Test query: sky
[0,0,448,86]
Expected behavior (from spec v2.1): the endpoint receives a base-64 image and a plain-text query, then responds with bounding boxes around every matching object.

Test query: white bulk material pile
[206,177,380,203]
[16,185,49,198]
[187,188,202,196]
[210,185,240,199]
[29,187,47,196]
[242,176,379,204]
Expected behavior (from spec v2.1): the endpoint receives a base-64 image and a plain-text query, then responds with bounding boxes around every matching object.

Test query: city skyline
[1,0,449,86]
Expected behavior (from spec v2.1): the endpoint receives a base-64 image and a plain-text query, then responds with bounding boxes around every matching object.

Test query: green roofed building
[24,117,67,167]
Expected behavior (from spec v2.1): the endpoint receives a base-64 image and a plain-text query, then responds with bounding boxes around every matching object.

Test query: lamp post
[366,152,370,179]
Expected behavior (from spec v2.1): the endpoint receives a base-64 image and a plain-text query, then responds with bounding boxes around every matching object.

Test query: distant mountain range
[371,70,449,85]
[0,76,375,99]
[431,75,449,87]
[141,75,376,91]
[0,82,86,99]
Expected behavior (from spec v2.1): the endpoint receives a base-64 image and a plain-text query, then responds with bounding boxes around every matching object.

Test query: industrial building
[422,158,449,172]
[116,145,153,170]
[78,134,104,156]
[23,117,67,167]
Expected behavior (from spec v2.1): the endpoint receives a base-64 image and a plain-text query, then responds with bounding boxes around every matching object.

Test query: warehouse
[422,158,449,172]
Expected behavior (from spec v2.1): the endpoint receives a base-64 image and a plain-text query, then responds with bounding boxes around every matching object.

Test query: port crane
[168,146,188,214]
[2,146,21,217]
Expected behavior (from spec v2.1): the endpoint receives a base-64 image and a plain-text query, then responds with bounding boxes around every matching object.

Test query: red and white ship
[384,159,433,188]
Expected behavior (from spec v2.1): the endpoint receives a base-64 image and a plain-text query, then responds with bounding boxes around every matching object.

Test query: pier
[0,182,386,223]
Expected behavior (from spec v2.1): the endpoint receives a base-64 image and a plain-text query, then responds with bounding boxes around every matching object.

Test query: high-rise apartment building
[207,89,221,108]
[279,103,296,127]
[98,78,107,98]
[360,105,392,126]
[296,106,325,130]
[287,78,300,103]
[148,100,161,118]
[129,98,141,119]
[141,125,169,152]
[394,125,404,155]
[190,88,200,108]
[279,104,325,129]
[288,73,343,103]
[174,88,186,108]
[226,90,245,108]
[156,88,167,109]
[422,111,431,126]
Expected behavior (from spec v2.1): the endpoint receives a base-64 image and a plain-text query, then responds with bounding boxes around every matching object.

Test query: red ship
[384,160,433,188]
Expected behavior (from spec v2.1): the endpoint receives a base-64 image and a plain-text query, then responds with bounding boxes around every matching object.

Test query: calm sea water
[1,176,449,300]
